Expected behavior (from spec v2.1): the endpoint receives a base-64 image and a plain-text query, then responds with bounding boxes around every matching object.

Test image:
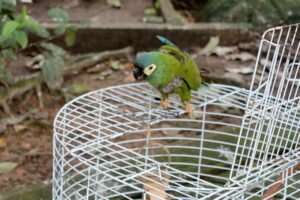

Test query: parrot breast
[161,77,184,93]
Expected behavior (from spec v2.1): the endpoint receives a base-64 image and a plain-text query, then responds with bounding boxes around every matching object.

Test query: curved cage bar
[53,23,300,200]
[228,23,300,197]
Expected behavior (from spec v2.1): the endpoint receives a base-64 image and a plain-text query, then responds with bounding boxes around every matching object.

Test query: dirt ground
[0,60,131,192]
[26,0,152,23]
[0,0,259,194]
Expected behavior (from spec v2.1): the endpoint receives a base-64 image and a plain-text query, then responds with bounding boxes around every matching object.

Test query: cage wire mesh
[53,24,300,200]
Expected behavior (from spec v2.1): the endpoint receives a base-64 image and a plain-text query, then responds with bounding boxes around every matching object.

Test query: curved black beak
[133,66,146,80]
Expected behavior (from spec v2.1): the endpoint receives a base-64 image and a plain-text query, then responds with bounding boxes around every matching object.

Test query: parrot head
[133,52,158,80]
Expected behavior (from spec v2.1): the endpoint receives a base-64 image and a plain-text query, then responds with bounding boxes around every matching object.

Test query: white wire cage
[53,24,300,200]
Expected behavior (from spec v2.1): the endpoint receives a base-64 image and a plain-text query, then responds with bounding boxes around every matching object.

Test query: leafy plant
[40,42,66,89]
[48,8,77,46]
[0,0,16,20]
[1,6,43,57]
[0,162,18,174]
[200,0,300,25]
[0,2,78,89]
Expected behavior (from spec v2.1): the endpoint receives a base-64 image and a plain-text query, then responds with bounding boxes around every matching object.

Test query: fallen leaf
[1,111,32,125]
[107,0,121,8]
[143,16,164,23]
[260,58,272,68]
[217,145,234,162]
[193,112,203,119]
[142,171,170,200]
[63,0,80,9]
[182,10,195,23]
[123,74,135,82]
[87,63,106,73]
[0,162,18,174]
[90,16,101,23]
[225,66,254,74]
[25,54,45,70]
[31,111,49,120]
[225,52,256,61]
[224,72,244,86]
[0,138,7,148]
[160,123,181,136]
[101,69,113,77]
[21,142,31,150]
[94,69,113,81]
[67,83,89,95]
[238,42,258,51]
[15,168,26,176]
[213,46,238,56]
[144,8,157,15]
[262,163,300,200]
[0,123,7,133]
[27,165,38,173]
[20,0,32,3]
[199,36,220,56]
[13,125,27,132]
[124,62,134,70]
[109,60,123,70]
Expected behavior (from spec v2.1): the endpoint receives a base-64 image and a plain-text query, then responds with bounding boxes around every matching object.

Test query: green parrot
[133,36,202,117]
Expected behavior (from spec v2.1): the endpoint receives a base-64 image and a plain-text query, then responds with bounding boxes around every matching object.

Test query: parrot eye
[143,64,157,76]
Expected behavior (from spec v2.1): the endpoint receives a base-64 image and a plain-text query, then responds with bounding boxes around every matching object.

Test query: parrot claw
[159,99,171,109]
[184,103,193,118]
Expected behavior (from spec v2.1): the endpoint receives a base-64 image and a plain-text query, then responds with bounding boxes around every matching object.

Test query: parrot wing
[159,45,184,63]
[181,58,201,90]
[159,45,201,90]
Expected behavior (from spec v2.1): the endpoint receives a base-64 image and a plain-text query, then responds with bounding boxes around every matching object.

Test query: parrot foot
[159,99,171,109]
[184,103,193,118]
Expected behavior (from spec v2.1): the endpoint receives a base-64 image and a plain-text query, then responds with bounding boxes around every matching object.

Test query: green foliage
[67,83,89,95]
[40,43,66,89]
[14,30,28,48]
[42,53,64,90]
[1,48,15,59]
[144,0,160,17]
[0,0,16,6]
[49,8,68,35]
[144,8,157,15]
[64,26,77,46]
[40,42,66,57]
[0,162,18,174]
[0,3,78,90]
[48,8,77,47]
[0,61,12,85]
[154,0,160,10]
[2,21,18,38]
[37,26,50,38]
[1,6,43,50]
[0,5,74,53]
[48,8,69,23]
[24,17,41,33]
[107,0,122,8]
[200,0,300,25]
[109,59,122,70]
[0,0,16,15]
[62,83,90,101]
